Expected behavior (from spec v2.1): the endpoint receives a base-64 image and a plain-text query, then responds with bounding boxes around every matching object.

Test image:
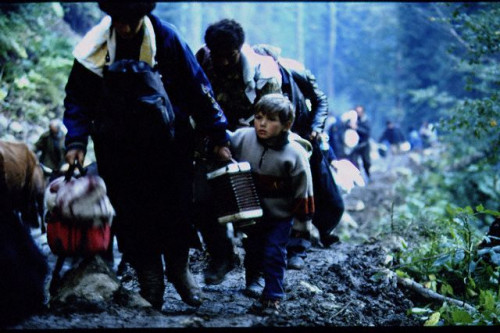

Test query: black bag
[95,59,175,147]
[310,139,345,239]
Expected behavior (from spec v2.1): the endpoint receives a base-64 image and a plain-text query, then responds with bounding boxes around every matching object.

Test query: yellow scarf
[73,15,157,77]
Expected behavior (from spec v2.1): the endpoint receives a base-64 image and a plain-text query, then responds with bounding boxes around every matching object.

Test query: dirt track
[9,152,423,328]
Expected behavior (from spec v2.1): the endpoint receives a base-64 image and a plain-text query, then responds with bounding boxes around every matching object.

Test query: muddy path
[10,153,423,329]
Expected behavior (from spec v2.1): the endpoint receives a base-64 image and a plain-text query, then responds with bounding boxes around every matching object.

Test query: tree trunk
[296,2,305,64]
[326,2,337,105]
[188,2,203,50]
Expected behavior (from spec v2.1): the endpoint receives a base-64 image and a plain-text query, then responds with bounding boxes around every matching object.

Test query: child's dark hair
[254,94,295,126]
[205,19,245,52]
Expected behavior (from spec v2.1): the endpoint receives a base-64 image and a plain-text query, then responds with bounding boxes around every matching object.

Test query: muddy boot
[244,271,264,299]
[204,253,239,285]
[132,257,165,310]
[320,233,340,248]
[164,252,203,307]
[287,255,305,270]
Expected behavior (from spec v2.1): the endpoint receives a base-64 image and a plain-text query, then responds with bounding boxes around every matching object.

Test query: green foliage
[439,3,500,166]
[0,3,76,122]
[391,4,500,313]
[393,190,500,325]
[391,151,500,325]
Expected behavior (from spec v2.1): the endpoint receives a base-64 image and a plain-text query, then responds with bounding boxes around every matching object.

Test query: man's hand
[213,145,232,161]
[65,148,85,166]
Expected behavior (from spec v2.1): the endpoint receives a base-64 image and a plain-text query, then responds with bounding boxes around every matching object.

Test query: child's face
[254,112,288,140]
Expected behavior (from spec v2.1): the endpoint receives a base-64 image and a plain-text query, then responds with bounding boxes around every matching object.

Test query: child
[228,93,315,314]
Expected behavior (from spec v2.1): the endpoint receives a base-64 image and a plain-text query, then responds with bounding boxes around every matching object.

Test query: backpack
[95,59,175,148]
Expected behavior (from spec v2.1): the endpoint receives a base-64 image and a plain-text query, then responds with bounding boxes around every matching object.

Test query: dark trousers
[244,217,293,300]
[349,143,371,177]
[192,159,235,262]
[287,233,311,259]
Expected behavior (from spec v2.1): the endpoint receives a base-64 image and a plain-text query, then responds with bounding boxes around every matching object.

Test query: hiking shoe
[320,233,340,248]
[204,256,237,285]
[287,255,305,270]
[169,268,203,307]
[249,298,281,316]
[243,276,265,299]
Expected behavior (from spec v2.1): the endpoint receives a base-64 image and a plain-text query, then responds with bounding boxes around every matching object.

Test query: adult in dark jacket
[348,105,371,178]
[193,19,283,286]
[63,2,231,309]
[379,120,406,154]
[253,44,344,271]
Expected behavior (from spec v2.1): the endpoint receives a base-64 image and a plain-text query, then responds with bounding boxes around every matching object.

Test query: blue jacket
[63,14,229,153]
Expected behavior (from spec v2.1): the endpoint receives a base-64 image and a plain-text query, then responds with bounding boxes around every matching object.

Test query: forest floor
[10,151,426,329]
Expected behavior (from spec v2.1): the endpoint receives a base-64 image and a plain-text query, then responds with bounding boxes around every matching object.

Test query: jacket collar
[72,15,157,77]
[240,44,282,103]
[257,130,289,150]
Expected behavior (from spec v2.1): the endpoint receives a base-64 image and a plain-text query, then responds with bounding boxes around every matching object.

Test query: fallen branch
[395,275,476,313]
[332,300,354,317]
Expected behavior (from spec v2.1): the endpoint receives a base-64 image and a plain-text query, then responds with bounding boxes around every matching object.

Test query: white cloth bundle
[331,159,366,193]
[45,175,115,227]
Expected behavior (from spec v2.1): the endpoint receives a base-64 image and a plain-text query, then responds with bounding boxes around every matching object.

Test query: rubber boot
[131,255,165,310]
[164,249,203,307]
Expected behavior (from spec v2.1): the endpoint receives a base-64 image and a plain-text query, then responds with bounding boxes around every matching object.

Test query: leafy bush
[0,3,76,123]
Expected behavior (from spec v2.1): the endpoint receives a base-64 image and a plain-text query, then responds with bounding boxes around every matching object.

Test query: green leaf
[424,312,441,326]
[433,254,451,267]
[395,269,409,278]
[467,288,478,297]
[480,290,495,312]
[482,209,500,217]
[0,87,7,101]
[440,283,454,296]
[451,309,473,324]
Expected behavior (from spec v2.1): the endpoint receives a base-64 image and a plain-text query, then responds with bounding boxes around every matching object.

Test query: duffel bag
[45,161,115,256]
[46,216,111,256]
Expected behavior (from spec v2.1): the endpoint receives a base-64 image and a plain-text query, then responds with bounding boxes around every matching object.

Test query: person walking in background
[379,120,406,154]
[408,126,423,151]
[63,2,231,309]
[419,120,438,148]
[228,94,314,314]
[347,105,371,179]
[34,119,65,174]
